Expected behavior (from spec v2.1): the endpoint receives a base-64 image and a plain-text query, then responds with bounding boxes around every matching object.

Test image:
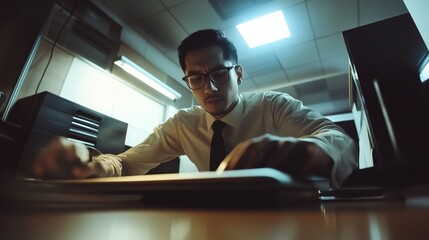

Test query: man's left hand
[217,134,333,180]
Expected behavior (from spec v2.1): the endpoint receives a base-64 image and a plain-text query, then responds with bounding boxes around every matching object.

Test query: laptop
[1,168,320,208]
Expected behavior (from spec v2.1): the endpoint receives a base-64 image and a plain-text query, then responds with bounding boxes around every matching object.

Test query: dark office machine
[3,91,128,178]
[343,13,429,187]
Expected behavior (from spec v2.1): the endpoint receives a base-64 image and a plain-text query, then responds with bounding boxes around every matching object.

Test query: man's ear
[235,65,243,84]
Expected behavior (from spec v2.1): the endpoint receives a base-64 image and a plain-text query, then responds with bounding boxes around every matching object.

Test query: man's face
[184,46,242,119]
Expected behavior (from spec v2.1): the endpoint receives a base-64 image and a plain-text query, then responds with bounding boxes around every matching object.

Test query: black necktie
[210,120,226,171]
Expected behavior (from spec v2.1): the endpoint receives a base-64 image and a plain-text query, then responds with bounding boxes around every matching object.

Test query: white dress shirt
[94,91,358,188]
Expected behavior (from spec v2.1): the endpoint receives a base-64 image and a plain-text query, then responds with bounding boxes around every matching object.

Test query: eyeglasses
[182,65,236,90]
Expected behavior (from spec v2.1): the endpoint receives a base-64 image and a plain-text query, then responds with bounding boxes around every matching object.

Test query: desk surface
[1,199,429,240]
[1,171,429,240]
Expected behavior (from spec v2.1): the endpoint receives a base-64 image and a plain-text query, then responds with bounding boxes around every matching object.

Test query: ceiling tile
[170,0,223,33]
[246,61,283,78]
[161,0,190,8]
[100,0,164,21]
[230,2,315,51]
[145,44,186,86]
[316,33,348,59]
[326,74,349,90]
[252,70,288,89]
[165,49,181,67]
[307,0,358,37]
[135,11,188,52]
[307,102,335,115]
[276,41,320,68]
[241,69,252,82]
[359,0,408,26]
[329,99,350,114]
[220,0,306,28]
[299,91,331,105]
[239,78,259,93]
[329,87,349,101]
[321,55,349,74]
[295,79,328,96]
[281,3,314,46]
[225,26,291,62]
[276,86,299,99]
[223,2,313,60]
[207,0,275,20]
[285,61,324,82]
[240,53,282,78]
[223,26,259,61]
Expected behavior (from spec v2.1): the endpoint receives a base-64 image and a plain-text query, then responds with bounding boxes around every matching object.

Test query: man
[33,29,358,188]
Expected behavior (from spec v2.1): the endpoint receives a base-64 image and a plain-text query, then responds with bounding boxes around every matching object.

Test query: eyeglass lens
[187,68,229,89]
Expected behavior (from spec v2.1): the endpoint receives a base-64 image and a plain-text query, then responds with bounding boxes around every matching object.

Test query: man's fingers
[62,139,90,165]
[218,135,333,180]
[233,140,278,169]
[266,141,333,178]
[72,164,95,178]
[269,141,311,177]
[217,141,249,171]
[31,137,91,179]
[33,148,61,178]
[219,136,280,171]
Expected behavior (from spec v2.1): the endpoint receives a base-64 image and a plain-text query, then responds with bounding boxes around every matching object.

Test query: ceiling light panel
[236,10,291,48]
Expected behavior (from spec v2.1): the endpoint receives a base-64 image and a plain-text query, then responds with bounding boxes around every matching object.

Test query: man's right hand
[32,136,96,179]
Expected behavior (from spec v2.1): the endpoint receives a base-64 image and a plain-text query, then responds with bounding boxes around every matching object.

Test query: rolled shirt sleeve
[270,93,358,188]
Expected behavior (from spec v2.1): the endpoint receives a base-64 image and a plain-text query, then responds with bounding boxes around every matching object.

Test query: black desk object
[4,91,128,177]
[343,13,429,186]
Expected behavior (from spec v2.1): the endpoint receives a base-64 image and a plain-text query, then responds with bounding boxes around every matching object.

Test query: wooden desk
[1,199,429,240]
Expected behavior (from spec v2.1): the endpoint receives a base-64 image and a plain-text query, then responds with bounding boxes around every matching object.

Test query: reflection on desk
[1,200,429,240]
[1,169,429,240]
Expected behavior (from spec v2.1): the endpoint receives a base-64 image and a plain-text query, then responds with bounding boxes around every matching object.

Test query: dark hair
[178,29,238,71]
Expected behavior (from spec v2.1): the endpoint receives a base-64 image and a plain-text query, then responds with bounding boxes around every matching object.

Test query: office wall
[10,37,193,146]
[13,38,192,110]
[16,40,73,101]
[404,0,429,50]
[1,0,193,119]
[59,57,166,146]
[113,44,193,108]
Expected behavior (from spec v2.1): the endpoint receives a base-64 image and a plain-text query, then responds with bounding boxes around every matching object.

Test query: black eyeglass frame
[182,65,237,90]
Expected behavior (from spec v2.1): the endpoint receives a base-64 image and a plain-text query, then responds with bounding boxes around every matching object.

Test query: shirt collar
[205,95,244,130]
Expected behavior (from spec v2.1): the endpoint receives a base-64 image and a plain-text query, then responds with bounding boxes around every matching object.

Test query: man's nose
[203,77,218,92]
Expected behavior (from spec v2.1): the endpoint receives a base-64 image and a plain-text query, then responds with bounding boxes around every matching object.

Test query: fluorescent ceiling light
[114,56,181,100]
[236,10,291,48]
[419,55,429,83]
